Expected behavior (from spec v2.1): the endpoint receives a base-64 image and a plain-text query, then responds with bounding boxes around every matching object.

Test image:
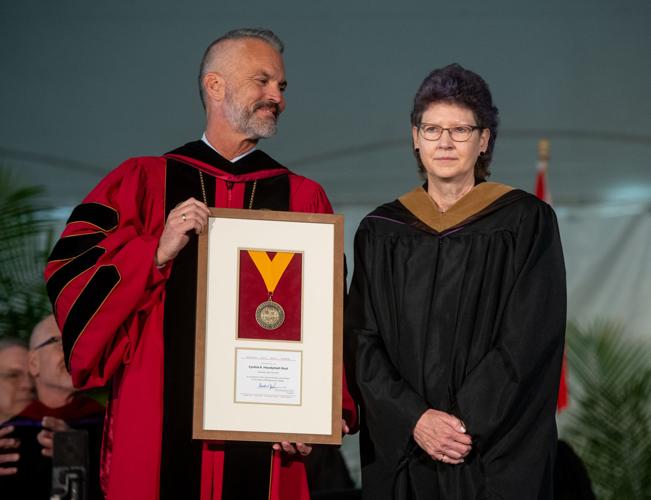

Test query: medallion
[255,300,285,330]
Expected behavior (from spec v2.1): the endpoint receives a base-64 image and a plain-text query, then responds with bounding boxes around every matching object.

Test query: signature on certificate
[257,382,282,390]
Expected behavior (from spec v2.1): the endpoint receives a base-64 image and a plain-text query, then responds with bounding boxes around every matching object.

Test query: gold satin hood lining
[398,182,514,233]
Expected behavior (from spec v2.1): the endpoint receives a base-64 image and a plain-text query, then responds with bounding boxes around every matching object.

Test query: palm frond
[562,321,651,500]
[0,167,54,340]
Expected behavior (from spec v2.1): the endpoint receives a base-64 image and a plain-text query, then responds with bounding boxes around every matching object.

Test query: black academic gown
[346,183,566,500]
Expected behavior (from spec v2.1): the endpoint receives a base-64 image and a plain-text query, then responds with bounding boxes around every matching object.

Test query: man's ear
[203,72,226,103]
[28,350,39,378]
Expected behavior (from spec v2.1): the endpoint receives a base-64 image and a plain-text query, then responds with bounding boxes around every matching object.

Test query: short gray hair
[198,28,284,108]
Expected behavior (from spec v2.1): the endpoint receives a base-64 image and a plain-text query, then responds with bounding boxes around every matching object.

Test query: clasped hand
[413,409,472,465]
[37,416,70,458]
[0,417,70,476]
[0,426,19,476]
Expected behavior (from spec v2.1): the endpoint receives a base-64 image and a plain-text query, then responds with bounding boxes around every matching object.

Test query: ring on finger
[181,213,187,221]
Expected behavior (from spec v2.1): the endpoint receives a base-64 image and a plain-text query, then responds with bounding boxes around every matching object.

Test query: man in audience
[0,315,104,499]
[0,338,35,476]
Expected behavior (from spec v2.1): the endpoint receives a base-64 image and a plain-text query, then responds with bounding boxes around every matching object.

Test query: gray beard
[224,92,278,139]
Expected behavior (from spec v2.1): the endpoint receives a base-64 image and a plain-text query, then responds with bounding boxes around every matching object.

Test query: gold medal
[255,300,285,330]
[247,251,295,331]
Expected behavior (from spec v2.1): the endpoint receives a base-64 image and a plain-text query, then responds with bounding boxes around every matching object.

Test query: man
[45,28,357,500]
[0,339,35,476]
[0,340,33,425]
[0,316,104,499]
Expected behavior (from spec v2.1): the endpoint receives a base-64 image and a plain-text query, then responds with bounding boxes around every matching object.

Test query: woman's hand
[413,409,472,465]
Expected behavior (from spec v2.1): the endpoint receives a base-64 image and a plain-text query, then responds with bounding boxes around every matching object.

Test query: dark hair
[410,63,499,181]
[198,28,284,108]
[0,338,28,352]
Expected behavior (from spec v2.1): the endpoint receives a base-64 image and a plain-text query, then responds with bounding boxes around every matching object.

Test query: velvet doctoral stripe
[47,232,107,262]
[60,265,120,370]
[46,246,106,307]
[245,174,290,210]
[221,442,273,500]
[66,202,119,231]
[160,151,291,499]
[160,159,215,500]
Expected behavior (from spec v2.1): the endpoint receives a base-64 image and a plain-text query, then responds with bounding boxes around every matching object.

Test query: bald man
[0,317,104,499]
[28,315,75,411]
[45,28,357,500]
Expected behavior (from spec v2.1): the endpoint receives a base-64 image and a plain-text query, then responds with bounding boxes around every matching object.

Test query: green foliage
[0,168,54,340]
[563,321,651,500]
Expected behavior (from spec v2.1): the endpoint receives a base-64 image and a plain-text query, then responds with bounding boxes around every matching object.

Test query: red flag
[535,139,553,204]
[535,139,568,411]
[557,355,568,410]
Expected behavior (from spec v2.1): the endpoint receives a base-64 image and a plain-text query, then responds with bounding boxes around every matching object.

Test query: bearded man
[45,28,357,500]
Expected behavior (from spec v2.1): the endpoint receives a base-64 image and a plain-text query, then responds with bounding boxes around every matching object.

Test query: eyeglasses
[34,336,62,350]
[417,124,482,142]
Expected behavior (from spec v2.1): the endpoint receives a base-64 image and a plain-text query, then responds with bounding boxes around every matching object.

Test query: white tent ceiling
[1,0,650,210]
[3,3,650,481]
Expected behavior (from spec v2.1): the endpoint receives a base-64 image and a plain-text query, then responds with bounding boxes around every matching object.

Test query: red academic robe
[45,141,358,500]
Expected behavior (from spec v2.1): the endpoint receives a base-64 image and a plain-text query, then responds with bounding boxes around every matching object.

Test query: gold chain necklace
[198,171,257,209]
[199,171,208,205]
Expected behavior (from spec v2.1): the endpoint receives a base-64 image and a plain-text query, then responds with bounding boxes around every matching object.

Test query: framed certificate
[193,208,343,444]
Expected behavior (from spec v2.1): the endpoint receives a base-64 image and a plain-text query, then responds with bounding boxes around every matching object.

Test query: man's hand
[0,426,19,476]
[37,417,71,458]
[272,441,312,457]
[413,409,472,465]
[155,197,211,266]
[271,418,349,457]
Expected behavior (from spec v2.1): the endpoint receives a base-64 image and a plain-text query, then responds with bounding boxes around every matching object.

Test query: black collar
[166,140,286,175]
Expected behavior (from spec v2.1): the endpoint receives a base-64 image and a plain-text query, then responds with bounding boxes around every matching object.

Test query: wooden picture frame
[193,208,343,445]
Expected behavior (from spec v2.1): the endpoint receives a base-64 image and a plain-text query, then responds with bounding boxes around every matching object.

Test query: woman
[346,64,566,499]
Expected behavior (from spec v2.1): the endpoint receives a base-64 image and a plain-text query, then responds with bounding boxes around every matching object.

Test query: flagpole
[534,138,567,411]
